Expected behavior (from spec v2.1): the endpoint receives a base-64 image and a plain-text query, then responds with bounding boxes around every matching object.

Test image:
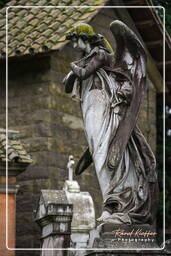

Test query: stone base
[92,224,159,249]
[85,250,167,256]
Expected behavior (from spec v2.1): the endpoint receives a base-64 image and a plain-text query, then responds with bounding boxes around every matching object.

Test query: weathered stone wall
[0,7,156,256]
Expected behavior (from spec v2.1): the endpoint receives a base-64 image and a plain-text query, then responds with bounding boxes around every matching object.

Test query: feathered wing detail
[108,20,148,171]
[75,147,93,175]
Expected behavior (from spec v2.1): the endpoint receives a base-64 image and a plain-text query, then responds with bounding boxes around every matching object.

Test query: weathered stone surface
[17,164,50,180]
[86,250,168,256]
[76,166,103,220]
[62,113,84,130]
[49,80,66,96]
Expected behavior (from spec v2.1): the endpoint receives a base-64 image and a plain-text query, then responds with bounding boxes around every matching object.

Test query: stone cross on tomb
[67,155,75,181]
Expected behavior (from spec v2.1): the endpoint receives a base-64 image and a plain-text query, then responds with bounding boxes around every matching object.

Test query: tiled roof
[0,0,107,58]
[0,128,32,163]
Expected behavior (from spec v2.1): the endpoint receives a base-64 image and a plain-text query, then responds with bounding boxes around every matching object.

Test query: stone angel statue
[63,21,159,225]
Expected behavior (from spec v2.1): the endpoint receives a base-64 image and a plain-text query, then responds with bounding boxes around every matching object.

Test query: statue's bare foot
[97,211,111,222]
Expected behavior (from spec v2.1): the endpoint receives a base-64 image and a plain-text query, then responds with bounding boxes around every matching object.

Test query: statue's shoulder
[90,46,100,55]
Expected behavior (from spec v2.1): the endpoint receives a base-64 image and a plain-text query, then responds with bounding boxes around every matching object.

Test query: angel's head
[66,23,113,54]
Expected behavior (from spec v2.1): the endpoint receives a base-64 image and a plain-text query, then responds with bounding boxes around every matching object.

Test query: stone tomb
[35,189,73,254]
[63,155,96,250]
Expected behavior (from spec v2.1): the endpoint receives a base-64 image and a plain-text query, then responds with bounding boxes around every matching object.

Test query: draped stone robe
[64,35,158,225]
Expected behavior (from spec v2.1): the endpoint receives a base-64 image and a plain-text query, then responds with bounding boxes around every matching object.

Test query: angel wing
[108,20,147,170]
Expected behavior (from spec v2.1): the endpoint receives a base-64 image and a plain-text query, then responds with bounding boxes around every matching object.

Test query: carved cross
[67,155,75,181]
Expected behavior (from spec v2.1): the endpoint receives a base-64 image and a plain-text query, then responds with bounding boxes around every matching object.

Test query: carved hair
[66,23,113,53]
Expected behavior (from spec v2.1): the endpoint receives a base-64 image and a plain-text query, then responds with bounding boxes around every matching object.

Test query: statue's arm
[70,49,106,80]
[62,70,78,93]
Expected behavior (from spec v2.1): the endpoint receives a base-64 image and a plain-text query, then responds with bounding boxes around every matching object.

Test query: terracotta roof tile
[9,40,18,49]
[44,41,53,49]
[15,45,27,55]
[36,35,47,44]
[8,0,18,5]
[17,32,27,41]
[17,9,28,16]
[30,30,40,39]
[0,129,32,163]
[21,25,33,34]
[36,11,48,20]
[38,0,47,4]
[48,21,60,31]
[0,31,4,38]
[16,20,26,29]
[0,0,107,58]
[23,13,34,22]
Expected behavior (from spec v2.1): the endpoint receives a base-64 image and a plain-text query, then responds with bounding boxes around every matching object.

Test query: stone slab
[85,250,168,256]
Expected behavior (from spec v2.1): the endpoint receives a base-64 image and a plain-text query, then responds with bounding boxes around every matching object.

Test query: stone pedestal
[85,250,168,256]
[84,223,167,256]
[84,224,171,256]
